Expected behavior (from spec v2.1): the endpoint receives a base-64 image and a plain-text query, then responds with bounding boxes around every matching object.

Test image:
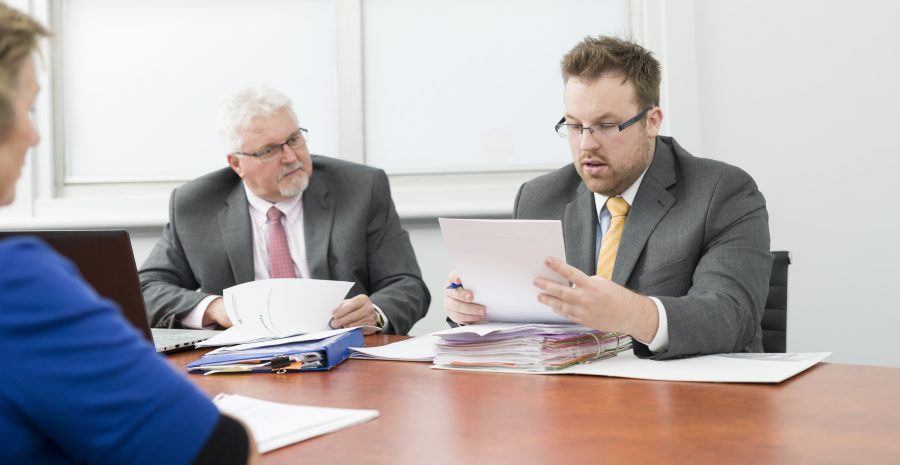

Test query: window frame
[6,0,682,229]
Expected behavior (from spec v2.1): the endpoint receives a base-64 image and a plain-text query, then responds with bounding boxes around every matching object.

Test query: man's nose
[578,128,600,151]
[280,143,300,162]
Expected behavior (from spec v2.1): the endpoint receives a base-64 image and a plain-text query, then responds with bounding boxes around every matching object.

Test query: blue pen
[446,282,463,290]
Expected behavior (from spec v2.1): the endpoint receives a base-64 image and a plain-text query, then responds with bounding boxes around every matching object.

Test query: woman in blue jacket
[0,4,258,464]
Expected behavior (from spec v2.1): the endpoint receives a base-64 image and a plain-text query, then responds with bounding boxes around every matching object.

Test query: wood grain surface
[168,335,900,465]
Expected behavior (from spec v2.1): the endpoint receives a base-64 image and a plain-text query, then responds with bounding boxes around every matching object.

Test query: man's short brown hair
[561,35,661,110]
[0,3,49,137]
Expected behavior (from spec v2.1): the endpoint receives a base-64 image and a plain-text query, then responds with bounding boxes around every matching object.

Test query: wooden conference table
[169,335,900,465]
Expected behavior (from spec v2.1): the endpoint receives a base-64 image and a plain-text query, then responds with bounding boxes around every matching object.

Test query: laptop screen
[0,229,154,342]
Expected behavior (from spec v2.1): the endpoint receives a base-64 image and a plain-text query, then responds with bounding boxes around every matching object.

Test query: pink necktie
[267,207,297,278]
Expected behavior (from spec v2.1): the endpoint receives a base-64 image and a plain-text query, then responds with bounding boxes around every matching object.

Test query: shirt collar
[242,183,303,222]
[593,165,649,219]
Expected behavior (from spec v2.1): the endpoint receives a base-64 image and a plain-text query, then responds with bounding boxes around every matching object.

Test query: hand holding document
[199,278,354,347]
[214,393,379,453]
[439,218,570,323]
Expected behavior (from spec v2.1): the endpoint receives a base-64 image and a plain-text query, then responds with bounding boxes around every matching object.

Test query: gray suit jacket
[139,155,430,335]
[514,136,772,359]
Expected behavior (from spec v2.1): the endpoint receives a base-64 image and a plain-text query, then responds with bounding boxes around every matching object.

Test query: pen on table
[446,282,463,290]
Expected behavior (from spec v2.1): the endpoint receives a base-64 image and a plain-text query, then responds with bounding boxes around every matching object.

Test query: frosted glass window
[61,0,336,182]
[363,0,627,174]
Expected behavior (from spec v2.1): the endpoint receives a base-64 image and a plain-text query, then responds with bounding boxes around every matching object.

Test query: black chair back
[762,251,791,352]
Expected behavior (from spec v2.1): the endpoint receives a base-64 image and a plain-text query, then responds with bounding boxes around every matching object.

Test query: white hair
[218,85,295,153]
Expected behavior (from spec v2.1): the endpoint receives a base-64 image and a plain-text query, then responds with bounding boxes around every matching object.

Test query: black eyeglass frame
[554,106,654,137]
[234,127,309,161]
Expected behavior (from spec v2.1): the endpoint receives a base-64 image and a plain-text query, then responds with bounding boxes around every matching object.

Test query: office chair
[761,251,791,352]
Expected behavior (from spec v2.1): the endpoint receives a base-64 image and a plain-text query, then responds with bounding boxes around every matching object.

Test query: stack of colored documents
[432,323,632,372]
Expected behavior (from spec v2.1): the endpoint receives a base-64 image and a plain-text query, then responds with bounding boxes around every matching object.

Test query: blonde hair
[0,3,49,138]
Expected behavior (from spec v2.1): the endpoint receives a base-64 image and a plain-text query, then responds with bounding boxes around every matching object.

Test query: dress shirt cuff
[372,304,389,334]
[645,296,669,353]
[181,295,222,329]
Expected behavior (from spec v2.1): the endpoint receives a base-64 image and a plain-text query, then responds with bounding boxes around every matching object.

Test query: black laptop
[0,229,218,352]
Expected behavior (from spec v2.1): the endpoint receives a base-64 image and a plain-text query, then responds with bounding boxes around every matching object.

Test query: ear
[227,154,244,178]
[645,106,663,138]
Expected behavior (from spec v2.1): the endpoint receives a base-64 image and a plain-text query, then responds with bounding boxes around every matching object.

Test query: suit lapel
[219,183,254,284]
[302,176,335,279]
[612,139,678,285]
[564,183,597,275]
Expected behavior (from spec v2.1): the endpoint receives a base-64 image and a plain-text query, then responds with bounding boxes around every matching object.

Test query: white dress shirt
[592,168,669,353]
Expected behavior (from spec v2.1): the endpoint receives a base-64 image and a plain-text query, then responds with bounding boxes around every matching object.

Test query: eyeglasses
[234,127,309,163]
[555,106,653,139]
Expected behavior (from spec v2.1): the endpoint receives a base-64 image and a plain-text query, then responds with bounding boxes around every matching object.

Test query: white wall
[679,0,900,367]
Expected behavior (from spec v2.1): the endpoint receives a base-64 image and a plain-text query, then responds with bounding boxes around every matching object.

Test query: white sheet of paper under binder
[439,218,571,324]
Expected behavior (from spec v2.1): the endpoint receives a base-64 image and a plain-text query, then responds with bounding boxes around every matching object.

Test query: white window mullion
[333,0,365,165]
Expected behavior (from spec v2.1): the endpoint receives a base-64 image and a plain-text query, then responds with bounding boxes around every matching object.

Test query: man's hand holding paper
[534,257,660,344]
[331,294,381,334]
[202,298,233,328]
[200,278,355,346]
[443,272,486,325]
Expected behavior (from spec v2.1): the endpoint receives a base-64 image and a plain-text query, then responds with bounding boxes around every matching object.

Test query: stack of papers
[214,393,379,453]
[432,323,632,372]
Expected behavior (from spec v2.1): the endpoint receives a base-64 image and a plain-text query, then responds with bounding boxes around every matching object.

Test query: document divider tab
[186,328,364,374]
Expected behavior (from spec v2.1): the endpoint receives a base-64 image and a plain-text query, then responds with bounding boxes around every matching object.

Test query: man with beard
[140,86,429,335]
[444,36,772,359]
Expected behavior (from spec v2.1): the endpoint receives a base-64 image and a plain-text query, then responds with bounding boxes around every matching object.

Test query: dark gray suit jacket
[139,155,430,335]
[514,136,772,359]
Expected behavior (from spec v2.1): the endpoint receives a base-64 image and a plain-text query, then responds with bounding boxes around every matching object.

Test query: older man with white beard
[140,86,430,335]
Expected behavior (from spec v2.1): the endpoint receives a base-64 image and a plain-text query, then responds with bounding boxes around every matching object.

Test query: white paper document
[564,351,831,383]
[350,336,439,362]
[198,278,354,347]
[439,218,570,323]
[205,327,358,355]
[433,350,831,383]
[214,393,379,453]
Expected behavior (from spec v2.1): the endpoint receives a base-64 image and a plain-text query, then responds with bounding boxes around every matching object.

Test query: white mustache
[278,161,304,180]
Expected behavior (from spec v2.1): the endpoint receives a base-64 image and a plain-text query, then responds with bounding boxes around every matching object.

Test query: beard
[277,161,309,197]
[578,132,654,197]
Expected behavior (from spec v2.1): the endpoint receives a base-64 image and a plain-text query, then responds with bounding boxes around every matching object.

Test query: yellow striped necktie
[596,197,630,279]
